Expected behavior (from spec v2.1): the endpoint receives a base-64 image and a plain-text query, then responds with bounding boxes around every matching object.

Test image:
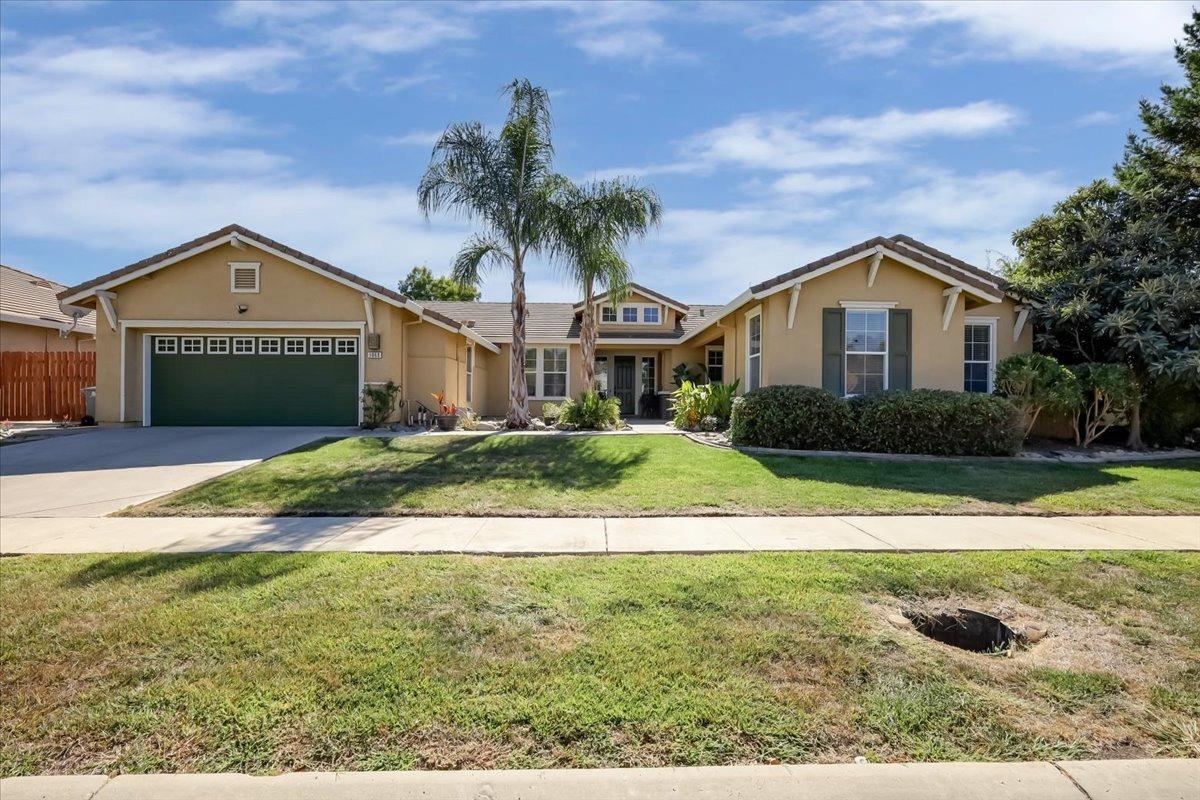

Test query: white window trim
[232,337,255,354]
[705,345,725,383]
[310,337,332,355]
[206,337,230,354]
[601,306,618,323]
[964,316,998,393]
[181,336,203,354]
[154,336,177,354]
[284,337,306,355]
[335,337,358,355]
[229,262,261,294]
[839,300,898,309]
[843,308,889,397]
[258,337,281,354]
[525,345,570,400]
[642,306,660,324]
[602,302,665,325]
[745,305,762,391]
[465,344,474,404]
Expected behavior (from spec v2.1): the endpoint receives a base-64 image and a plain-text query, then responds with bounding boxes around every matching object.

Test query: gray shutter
[822,308,844,395]
[888,309,911,391]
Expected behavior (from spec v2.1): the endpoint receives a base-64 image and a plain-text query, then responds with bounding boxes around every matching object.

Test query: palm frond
[451,234,511,286]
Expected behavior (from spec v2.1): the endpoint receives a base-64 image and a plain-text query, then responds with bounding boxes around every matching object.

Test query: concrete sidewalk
[1,514,1196,554]
[3,759,1196,800]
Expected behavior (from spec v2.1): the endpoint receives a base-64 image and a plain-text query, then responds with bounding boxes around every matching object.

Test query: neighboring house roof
[424,300,726,343]
[1,264,96,334]
[55,224,499,353]
[571,282,689,313]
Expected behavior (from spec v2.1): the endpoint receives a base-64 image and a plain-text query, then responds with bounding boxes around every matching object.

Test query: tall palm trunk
[579,276,597,391]
[508,255,532,427]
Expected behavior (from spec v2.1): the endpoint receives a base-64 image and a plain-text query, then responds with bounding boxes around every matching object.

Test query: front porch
[593,347,668,418]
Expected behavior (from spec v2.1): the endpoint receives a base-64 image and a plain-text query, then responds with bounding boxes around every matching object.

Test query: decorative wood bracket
[229,234,247,251]
[787,284,801,330]
[941,286,962,332]
[866,248,884,288]
[96,291,118,332]
[362,294,375,334]
[1013,306,1029,343]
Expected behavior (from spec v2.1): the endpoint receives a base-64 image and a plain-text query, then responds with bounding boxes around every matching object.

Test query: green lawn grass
[2,551,1197,775]
[130,434,1200,517]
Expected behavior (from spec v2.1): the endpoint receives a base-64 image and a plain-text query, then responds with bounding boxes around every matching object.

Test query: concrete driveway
[0,426,351,517]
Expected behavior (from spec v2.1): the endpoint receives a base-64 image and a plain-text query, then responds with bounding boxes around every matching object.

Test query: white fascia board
[0,311,95,334]
[120,319,367,329]
[678,288,752,344]
[58,234,236,306]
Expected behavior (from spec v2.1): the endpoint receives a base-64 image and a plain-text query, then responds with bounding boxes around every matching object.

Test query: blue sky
[0,1,1192,303]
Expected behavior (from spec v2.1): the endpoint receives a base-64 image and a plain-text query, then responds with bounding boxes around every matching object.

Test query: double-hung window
[845,309,887,395]
[621,307,638,323]
[746,308,762,391]
[642,306,660,324]
[601,306,617,323]
[524,347,569,398]
[964,319,995,393]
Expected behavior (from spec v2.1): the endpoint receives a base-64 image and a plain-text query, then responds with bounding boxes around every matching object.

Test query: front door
[613,356,635,415]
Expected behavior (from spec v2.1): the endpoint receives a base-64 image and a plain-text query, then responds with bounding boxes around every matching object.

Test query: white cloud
[220,0,474,56]
[380,130,444,147]
[752,0,1192,71]
[1073,110,1120,127]
[812,101,1021,141]
[881,169,1069,232]
[769,172,872,195]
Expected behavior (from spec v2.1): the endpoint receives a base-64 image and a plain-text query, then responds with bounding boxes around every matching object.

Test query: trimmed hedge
[728,385,854,451]
[729,385,1024,456]
[850,389,1024,456]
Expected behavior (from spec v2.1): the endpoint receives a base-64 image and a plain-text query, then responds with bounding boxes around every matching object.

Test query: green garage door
[150,335,359,425]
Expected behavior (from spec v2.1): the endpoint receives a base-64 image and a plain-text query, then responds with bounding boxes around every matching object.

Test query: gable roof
[1,264,96,334]
[425,300,724,343]
[681,234,1007,344]
[56,224,498,353]
[571,282,689,313]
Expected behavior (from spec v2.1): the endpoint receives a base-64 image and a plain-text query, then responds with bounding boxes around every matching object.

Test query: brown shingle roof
[572,282,689,312]
[424,300,726,342]
[2,264,96,333]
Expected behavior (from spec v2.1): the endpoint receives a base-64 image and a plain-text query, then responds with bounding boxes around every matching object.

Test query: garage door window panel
[335,338,357,355]
[284,338,306,355]
[181,337,203,354]
[155,337,177,354]
[207,338,230,354]
[259,338,281,354]
[310,338,332,355]
[233,337,255,354]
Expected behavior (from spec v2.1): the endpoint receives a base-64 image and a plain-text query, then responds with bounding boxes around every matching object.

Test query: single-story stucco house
[56,224,1032,426]
[2,264,96,353]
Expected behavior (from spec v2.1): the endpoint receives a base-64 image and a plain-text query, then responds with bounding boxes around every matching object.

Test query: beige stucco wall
[1,321,95,353]
[82,241,482,423]
[706,254,1031,393]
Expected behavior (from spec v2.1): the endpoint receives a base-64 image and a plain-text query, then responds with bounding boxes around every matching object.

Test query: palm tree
[552,180,662,392]
[417,79,566,428]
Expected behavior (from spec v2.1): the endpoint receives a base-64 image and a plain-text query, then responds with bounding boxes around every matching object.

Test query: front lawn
[2,551,1197,775]
[130,434,1200,517]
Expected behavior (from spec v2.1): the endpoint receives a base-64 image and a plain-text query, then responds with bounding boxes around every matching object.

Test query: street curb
[2,759,1196,800]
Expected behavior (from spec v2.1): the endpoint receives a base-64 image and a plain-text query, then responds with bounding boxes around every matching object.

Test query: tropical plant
[361,381,400,429]
[994,353,1083,439]
[1070,363,1138,447]
[671,362,705,388]
[398,265,480,301]
[1005,12,1200,447]
[430,391,458,417]
[671,379,740,430]
[551,180,662,391]
[558,390,622,430]
[418,79,568,428]
[541,401,563,424]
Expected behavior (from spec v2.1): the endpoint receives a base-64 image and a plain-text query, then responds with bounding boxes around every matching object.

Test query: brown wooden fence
[0,351,96,421]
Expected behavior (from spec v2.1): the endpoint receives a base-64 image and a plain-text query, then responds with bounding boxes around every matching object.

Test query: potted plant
[430,392,459,431]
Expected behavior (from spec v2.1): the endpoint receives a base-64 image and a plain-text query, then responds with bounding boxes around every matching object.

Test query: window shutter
[888,309,911,390]
[822,308,844,395]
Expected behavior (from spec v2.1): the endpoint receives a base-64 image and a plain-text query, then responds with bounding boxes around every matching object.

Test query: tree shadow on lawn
[64,552,312,595]
[253,434,652,511]
[745,452,1182,506]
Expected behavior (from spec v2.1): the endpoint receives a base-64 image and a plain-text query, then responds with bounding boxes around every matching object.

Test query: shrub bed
[850,389,1024,456]
[729,385,1023,456]
[729,385,855,450]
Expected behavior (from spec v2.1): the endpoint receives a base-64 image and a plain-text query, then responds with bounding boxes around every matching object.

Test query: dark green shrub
[729,385,854,450]
[1142,378,1200,447]
[849,389,1023,456]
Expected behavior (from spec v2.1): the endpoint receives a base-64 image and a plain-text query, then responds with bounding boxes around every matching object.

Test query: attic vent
[230,262,260,293]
